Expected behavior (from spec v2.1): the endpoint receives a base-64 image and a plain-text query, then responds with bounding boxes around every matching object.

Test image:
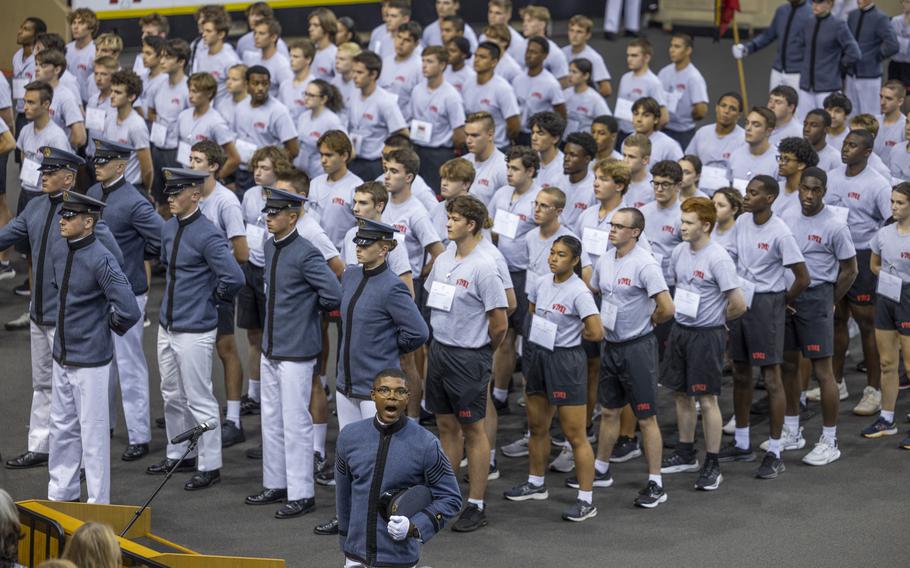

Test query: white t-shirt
[235,33,289,62]
[768,117,803,148]
[657,62,709,132]
[381,195,442,277]
[525,224,592,291]
[462,75,520,149]
[423,19,479,51]
[616,69,667,133]
[561,44,611,83]
[84,91,112,157]
[312,44,337,81]
[528,272,599,348]
[734,213,805,293]
[728,144,778,188]
[559,170,597,232]
[537,150,565,189]
[874,113,907,169]
[540,38,570,80]
[176,106,235,166]
[192,43,241,106]
[295,213,341,261]
[685,124,745,176]
[871,223,910,284]
[150,77,189,149]
[214,94,249,127]
[309,170,363,248]
[16,121,72,192]
[563,87,610,138]
[48,86,84,134]
[102,110,149,186]
[489,184,541,270]
[444,64,475,96]
[625,175,654,210]
[348,86,408,160]
[780,206,856,287]
[467,149,508,208]
[825,164,892,249]
[368,25,397,60]
[277,73,316,122]
[65,40,96,102]
[648,130,684,163]
[668,241,740,327]
[13,48,36,113]
[514,69,565,132]
[199,182,246,240]
[592,245,668,342]
[379,52,422,122]
[816,142,842,172]
[640,200,683,284]
[294,108,345,178]
[409,80,466,148]
[494,53,523,83]
[232,98,297,169]
[242,50,293,97]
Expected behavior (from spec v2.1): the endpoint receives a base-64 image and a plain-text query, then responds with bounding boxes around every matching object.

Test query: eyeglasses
[532,201,556,210]
[303,92,322,98]
[775,155,795,163]
[373,386,409,397]
[608,222,635,231]
[650,180,676,190]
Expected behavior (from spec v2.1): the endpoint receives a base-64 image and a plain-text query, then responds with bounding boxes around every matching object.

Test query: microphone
[170,419,218,444]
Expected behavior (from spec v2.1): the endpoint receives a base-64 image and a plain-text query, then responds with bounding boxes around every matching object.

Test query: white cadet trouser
[798,90,833,120]
[107,294,150,444]
[48,362,111,504]
[336,391,377,432]
[769,69,801,93]
[157,326,222,471]
[344,559,415,568]
[845,76,882,116]
[261,357,316,500]
[604,0,640,33]
[28,322,55,454]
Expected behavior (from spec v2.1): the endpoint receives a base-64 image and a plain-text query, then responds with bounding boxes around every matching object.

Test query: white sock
[467,498,484,511]
[314,423,327,456]
[577,490,593,504]
[799,391,807,406]
[767,438,781,458]
[319,375,327,389]
[734,427,750,450]
[648,474,662,487]
[489,449,496,466]
[492,387,508,402]
[594,459,609,474]
[226,400,241,426]
[822,425,837,441]
[247,379,260,402]
[528,474,545,487]
[881,410,895,423]
[784,415,799,432]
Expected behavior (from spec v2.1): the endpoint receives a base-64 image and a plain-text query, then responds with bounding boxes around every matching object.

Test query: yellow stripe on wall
[95,0,378,20]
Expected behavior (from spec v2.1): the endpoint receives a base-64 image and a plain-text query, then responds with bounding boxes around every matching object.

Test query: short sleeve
[778,232,805,267]
[383,97,408,134]
[870,228,883,256]
[446,91,466,129]
[574,286,599,319]
[832,223,857,261]
[223,201,247,240]
[689,73,709,105]
[273,105,299,143]
[211,115,236,145]
[477,270,508,311]
[711,250,741,293]
[498,85,520,120]
[412,214,442,248]
[129,119,150,150]
[640,261,669,298]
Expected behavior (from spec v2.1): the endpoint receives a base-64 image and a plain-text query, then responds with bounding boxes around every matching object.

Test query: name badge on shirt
[732,178,749,192]
[12,78,27,99]
[666,90,683,115]
[409,120,433,144]
[529,314,557,351]
[492,209,520,239]
[614,98,633,122]
[700,166,729,190]
[828,205,849,224]
[245,224,266,255]
[350,133,364,156]
[600,300,618,331]
[20,157,40,187]
[235,139,257,165]
[583,227,610,257]
[176,141,192,166]
[877,271,903,303]
[739,276,756,309]
[427,281,456,312]
[150,122,167,147]
[674,287,701,319]
[85,107,106,131]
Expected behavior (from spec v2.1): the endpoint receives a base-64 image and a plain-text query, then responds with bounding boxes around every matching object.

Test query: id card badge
[150,122,167,147]
[828,205,849,224]
[529,314,557,351]
[85,107,106,131]
[245,224,266,254]
[426,281,456,312]
[674,287,701,319]
[20,157,40,187]
[409,120,433,144]
[732,178,749,192]
[492,209,520,239]
[614,98,633,122]
[235,139,256,165]
[582,227,609,257]
[176,141,192,166]
[877,271,903,303]
[739,277,756,309]
[600,300,618,331]
[666,90,683,114]
[350,133,364,156]
[12,78,27,99]
[700,166,729,190]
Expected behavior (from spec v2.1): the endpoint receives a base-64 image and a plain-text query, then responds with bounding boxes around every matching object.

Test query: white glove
[386,515,410,541]
[732,44,746,59]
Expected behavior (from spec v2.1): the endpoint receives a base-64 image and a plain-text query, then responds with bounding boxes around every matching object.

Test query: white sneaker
[722,416,736,435]
[802,436,841,466]
[852,386,881,416]
[501,433,529,458]
[695,400,702,416]
[759,425,805,451]
[549,445,575,472]
[806,380,848,402]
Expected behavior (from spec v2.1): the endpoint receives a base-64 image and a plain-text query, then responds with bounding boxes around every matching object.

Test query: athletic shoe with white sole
[503,481,548,501]
[501,434,529,458]
[802,436,841,466]
[759,425,805,452]
[717,442,756,463]
[565,468,613,489]
[694,460,723,491]
[549,446,575,473]
[463,463,500,482]
[633,481,667,508]
[754,452,785,479]
[561,500,597,522]
[609,436,642,462]
[660,452,700,474]
[861,416,897,438]
[806,379,848,402]
[0,264,16,281]
[853,386,881,416]
[722,416,736,435]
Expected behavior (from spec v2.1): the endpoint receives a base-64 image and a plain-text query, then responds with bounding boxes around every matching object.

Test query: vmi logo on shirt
[254,121,266,129]
[194,134,207,141]
[693,270,705,280]
[478,178,489,186]
[170,97,181,105]
[901,251,910,259]
[531,92,543,99]
[395,75,405,82]
[456,278,469,289]
[848,192,861,200]
[393,223,408,233]
[631,88,643,96]
[308,130,322,139]
[429,105,439,113]
[517,214,527,221]
[675,83,686,90]
[662,225,675,234]
[362,112,375,121]
[551,303,567,313]
[617,277,632,286]
[722,152,731,159]
[574,202,588,210]
[294,99,305,107]
[757,242,769,251]
[332,197,346,205]
[886,140,897,147]
[78,63,88,71]
[808,234,822,244]
[480,98,492,106]
[576,105,589,113]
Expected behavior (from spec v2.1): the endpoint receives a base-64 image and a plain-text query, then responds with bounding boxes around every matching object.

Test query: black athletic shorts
[523,342,588,406]
[508,270,529,335]
[847,249,876,306]
[874,283,910,336]
[426,341,492,424]
[598,333,659,418]
[216,296,236,336]
[237,263,265,330]
[730,291,786,366]
[662,322,726,397]
[784,283,835,358]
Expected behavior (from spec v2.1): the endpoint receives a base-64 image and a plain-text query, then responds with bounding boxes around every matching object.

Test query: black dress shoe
[184,469,221,491]
[246,445,262,460]
[275,498,315,519]
[146,457,197,475]
[245,487,287,505]
[221,421,246,447]
[314,517,339,535]
[122,443,150,462]
[5,451,49,469]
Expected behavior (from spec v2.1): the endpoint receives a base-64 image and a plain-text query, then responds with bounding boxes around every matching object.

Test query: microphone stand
[119,430,204,537]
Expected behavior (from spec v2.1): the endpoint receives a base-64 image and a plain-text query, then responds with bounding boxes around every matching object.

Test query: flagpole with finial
[731,13,749,110]
[716,0,748,110]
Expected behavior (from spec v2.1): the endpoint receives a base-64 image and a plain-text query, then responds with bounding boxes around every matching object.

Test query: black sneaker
[633,481,667,508]
[565,468,613,489]
[503,481,548,501]
[660,452,699,474]
[13,280,30,297]
[451,503,487,532]
[316,466,336,487]
[610,436,642,463]
[462,462,500,482]
[0,263,16,281]
[240,394,261,416]
[561,499,597,522]
[717,442,756,463]
[221,421,245,447]
[695,460,723,491]
[492,394,510,415]
[314,452,329,475]
[754,451,785,479]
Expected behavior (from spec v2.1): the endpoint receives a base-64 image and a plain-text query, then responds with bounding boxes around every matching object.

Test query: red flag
[715,0,741,38]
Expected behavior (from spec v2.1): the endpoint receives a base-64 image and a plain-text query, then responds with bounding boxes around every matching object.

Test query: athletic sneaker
[551,424,597,447]
[451,503,487,532]
[802,436,841,466]
[561,500,597,522]
[565,468,613,489]
[806,379,848,402]
[4,312,30,331]
[717,442,756,463]
[503,481,548,501]
[549,446,575,473]
[462,463,500,482]
[754,451,785,479]
[861,416,897,438]
[900,434,910,450]
[492,394,510,415]
[13,280,30,297]
[240,394,261,416]
[853,386,882,416]
[501,434,529,458]
[694,461,723,491]
[0,264,16,281]
[660,452,699,474]
[759,425,805,452]
[722,416,736,435]
[610,436,642,462]
[633,481,667,508]
[315,466,336,486]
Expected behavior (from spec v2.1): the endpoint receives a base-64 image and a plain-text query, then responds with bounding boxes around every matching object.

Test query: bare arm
[835,256,859,302]
[596,80,612,98]
[69,122,87,149]
[724,287,747,321]
[553,103,567,121]
[399,271,415,298]
[651,290,675,325]
[870,252,882,277]
[505,115,521,143]
[419,241,445,279]
[505,287,517,315]
[785,262,810,304]
[220,141,240,179]
[658,107,669,129]
[581,313,603,342]
[328,255,345,279]
[0,131,15,155]
[486,307,508,349]
[452,126,466,151]
[230,235,250,264]
[283,138,300,160]
[691,102,709,122]
[0,107,14,134]
[137,148,154,191]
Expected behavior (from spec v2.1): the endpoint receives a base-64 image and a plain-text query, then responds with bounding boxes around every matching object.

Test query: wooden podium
[16,500,284,568]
